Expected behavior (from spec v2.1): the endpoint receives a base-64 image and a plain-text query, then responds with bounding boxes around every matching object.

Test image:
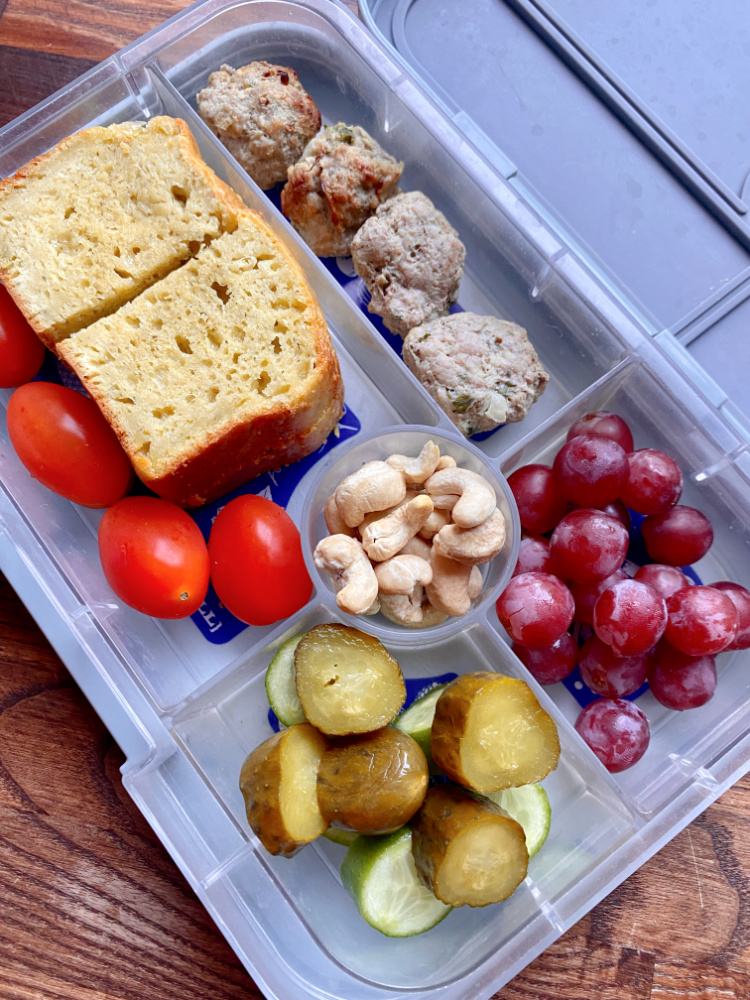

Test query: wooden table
[0,2,748,998]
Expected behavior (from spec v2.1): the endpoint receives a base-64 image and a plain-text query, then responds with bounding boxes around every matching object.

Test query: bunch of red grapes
[496,412,750,774]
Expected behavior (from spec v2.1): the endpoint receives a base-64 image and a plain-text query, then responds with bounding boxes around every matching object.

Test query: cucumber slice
[265,633,306,726]
[341,827,452,937]
[323,827,360,847]
[484,784,551,858]
[393,683,448,758]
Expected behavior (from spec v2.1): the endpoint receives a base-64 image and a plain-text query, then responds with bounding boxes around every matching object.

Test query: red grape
[664,586,738,655]
[599,500,631,532]
[593,578,667,656]
[578,635,649,698]
[633,563,691,600]
[648,644,716,710]
[620,449,682,515]
[569,570,628,626]
[512,535,553,577]
[553,434,629,507]
[507,464,568,535]
[711,581,750,651]
[641,506,713,566]
[550,509,629,583]
[575,698,650,773]
[566,411,634,453]
[496,572,575,649]
[512,634,578,684]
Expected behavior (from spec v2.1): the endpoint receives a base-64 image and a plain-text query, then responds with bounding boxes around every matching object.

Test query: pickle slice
[431,672,560,792]
[412,785,529,907]
[294,623,406,736]
[239,723,327,857]
[317,727,428,834]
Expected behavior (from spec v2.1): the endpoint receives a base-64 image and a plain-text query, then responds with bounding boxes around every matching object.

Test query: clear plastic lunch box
[2,2,750,998]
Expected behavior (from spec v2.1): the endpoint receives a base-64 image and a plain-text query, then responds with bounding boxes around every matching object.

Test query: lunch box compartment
[167,605,638,992]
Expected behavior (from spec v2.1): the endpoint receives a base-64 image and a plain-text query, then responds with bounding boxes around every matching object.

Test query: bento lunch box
[2,2,750,999]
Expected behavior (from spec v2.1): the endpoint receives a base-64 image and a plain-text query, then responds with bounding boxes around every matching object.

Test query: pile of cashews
[313,440,507,627]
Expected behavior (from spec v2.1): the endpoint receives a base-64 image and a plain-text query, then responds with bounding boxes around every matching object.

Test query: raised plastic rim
[300,423,521,646]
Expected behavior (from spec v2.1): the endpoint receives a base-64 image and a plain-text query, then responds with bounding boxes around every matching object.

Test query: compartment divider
[166,598,327,721]
[496,355,641,470]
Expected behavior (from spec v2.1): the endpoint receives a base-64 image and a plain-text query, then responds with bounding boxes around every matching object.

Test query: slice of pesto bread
[57,209,343,508]
[0,117,241,348]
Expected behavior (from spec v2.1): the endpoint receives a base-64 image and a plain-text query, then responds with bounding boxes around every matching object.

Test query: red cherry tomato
[209,495,312,626]
[0,285,46,388]
[98,496,210,619]
[7,382,133,507]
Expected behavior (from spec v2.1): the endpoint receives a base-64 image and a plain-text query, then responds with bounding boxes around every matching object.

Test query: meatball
[197,62,321,190]
[281,124,403,256]
[350,191,465,338]
[403,313,549,436]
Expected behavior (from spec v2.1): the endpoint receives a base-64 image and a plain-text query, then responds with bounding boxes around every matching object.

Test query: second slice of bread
[58,209,343,507]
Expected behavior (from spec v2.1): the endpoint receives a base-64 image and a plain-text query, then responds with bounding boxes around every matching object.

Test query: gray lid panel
[362,0,750,427]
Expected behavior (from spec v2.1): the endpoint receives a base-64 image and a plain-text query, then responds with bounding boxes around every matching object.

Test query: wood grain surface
[1,2,750,998]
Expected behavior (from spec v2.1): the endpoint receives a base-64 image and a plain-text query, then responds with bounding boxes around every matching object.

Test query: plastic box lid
[360,0,750,434]
[3,3,750,998]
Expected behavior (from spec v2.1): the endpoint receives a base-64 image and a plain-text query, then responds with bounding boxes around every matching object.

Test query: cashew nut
[313,535,380,615]
[379,591,426,626]
[432,509,507,565]
[334,461,407,528]
[324,494,355,536]
[386,441,441,485]
[425,552,475,616]
[468,565,483,601]
[397,535,432,561]
[379,591,449,628]
[436,455,457,471]
[374,554,433,595]
[419,601,450,627]
[358,490,420,535]
[418,507,451,541]
[424,468,497,529]
[361,494,434,562]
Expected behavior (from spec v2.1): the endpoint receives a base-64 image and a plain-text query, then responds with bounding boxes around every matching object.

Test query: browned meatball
[281,124,403,256]
[351,191,466,337]
[403,313,549,436]
[197,62,321,190]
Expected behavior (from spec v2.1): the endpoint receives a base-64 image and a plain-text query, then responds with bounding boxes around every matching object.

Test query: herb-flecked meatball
[281,124,403,256]
[403,313,549,436]
[197,62,321,190]
[351,191,465,338]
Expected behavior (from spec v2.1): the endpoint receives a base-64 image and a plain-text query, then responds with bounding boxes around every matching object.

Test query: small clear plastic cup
[301,424,520,644]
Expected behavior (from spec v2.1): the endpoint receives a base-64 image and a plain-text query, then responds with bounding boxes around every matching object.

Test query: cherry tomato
[209,495,312,626]
[98,497,209,619]
[0,285,46,388]
[7,382,133,507]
